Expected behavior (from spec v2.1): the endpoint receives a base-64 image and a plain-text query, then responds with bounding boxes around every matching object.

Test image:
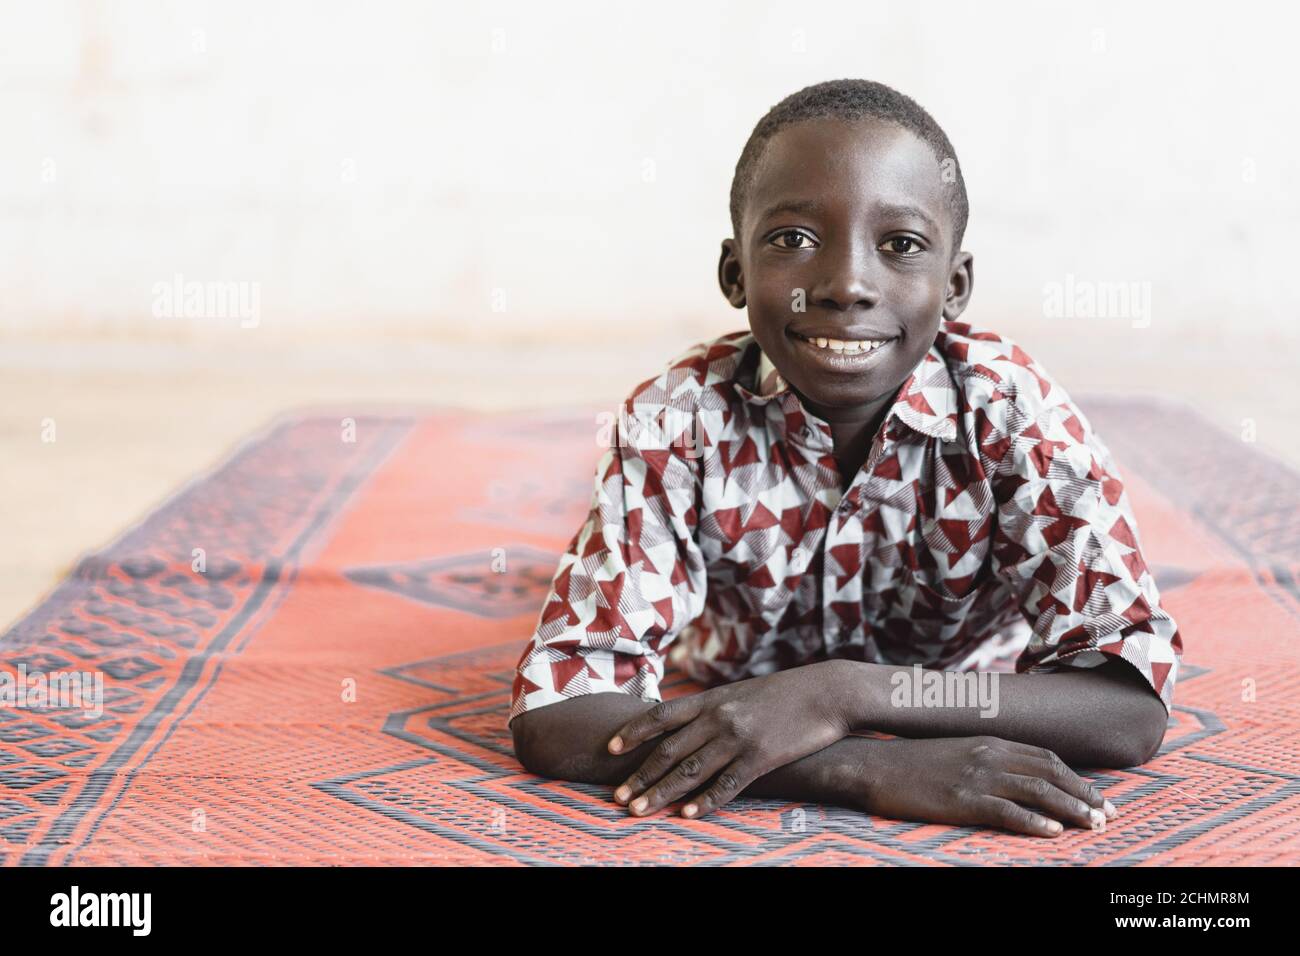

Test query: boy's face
[718,117,973,419]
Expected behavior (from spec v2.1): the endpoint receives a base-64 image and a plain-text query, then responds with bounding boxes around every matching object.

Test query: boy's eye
[769,229,817,250]
[881,236,924,256]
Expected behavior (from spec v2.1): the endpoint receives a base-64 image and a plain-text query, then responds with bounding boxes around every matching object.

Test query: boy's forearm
[824,657,1168,767]
[734,735,872,807]
[510,692,868,809]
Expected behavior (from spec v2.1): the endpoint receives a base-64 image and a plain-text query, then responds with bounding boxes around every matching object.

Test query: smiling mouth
[789,330,896,357]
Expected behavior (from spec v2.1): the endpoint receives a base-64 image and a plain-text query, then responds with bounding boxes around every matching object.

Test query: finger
[1005,752,1115,820]
[680,758,752,820]
[974,796,1064,838]
[608,696,699,755]
[629,741,734,817]
[996,773,1101,831]
[614,721,713,805]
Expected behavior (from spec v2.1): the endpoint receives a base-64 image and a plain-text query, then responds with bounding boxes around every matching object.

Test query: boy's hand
[607,663,851,819]
[841,735,1118,837]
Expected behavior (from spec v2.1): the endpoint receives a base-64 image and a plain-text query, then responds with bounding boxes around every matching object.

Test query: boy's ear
[943,250,974,320]
[717,239,746,308]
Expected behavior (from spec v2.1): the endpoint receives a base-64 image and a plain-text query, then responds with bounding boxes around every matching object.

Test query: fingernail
[614,786,630,803]
[1047,820,1062,834]
[1103,799,1117,819]
[608,736,623,754]
[631,797,648,814]
[1089,808,1106,832]
[682,804,697,818]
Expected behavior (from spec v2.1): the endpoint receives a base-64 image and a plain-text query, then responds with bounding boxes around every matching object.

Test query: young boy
[507,79,1182,838]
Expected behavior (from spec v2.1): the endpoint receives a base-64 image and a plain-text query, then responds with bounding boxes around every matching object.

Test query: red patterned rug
[2,399,1298,865]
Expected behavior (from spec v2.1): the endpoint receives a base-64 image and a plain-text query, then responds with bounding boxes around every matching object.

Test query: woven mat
[2,398,1297,865]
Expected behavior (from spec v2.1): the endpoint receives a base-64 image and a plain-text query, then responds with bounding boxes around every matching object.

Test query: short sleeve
[983,373,1183,715]
[507,400,708,727]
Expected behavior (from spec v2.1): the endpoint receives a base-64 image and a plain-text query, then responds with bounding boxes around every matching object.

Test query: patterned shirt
[507,321,1183,726]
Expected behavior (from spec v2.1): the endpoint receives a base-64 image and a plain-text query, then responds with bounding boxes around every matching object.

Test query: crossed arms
[510,655,1167,838]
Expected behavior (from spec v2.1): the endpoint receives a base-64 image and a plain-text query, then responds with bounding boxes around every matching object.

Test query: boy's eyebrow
[755,198,824,222]
[755,198,941,233]
[874,202,941,234]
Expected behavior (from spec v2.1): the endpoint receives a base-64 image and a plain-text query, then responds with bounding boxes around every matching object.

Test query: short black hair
[729,79,969,253]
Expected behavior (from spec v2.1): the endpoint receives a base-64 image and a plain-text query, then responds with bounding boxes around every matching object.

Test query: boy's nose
[811,244,881,312]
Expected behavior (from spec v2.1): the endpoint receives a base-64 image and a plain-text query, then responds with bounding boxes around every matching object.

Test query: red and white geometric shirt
[508,320,1183,726]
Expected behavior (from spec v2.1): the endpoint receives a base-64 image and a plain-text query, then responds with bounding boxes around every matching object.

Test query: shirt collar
[734,335,959,443]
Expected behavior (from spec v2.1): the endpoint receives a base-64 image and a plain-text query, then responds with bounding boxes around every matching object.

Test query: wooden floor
[3,330,1296,631]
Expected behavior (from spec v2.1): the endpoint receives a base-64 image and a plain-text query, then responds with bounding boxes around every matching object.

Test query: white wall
[1,0,1296,348]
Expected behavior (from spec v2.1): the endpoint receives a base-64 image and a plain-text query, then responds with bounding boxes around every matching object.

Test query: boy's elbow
[1132,713,1169,767]
[509,707,596,781]
[1134,690,1171,764]
[1107,696,1170,768]
[510,711,550,777]
[510,694,649,783]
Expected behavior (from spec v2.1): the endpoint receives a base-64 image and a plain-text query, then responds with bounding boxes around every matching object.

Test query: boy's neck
[830,417,887,492]
[795,392,893,493]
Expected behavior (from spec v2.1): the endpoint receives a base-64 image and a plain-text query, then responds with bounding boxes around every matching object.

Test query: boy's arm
[825,656,1168,768]
[511,691,852,803]
[508,384,708,728]
[511,690,1116,836]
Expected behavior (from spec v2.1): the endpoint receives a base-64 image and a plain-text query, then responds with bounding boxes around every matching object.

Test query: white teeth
[801,334,889,353]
